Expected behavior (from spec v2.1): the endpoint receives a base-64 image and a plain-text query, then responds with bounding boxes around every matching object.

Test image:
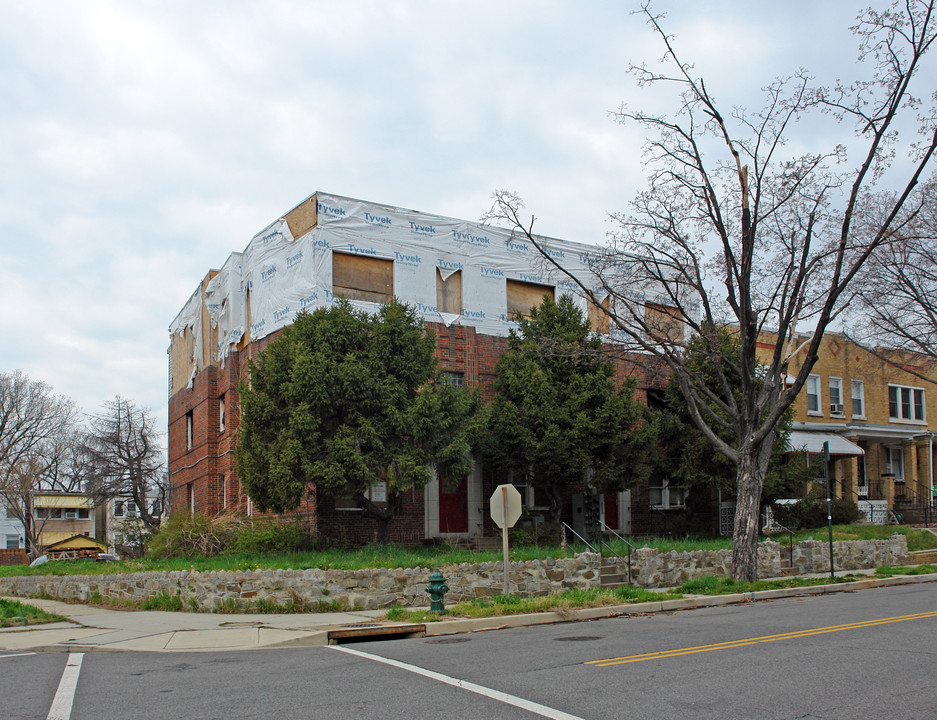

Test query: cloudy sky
[0,1,889,432]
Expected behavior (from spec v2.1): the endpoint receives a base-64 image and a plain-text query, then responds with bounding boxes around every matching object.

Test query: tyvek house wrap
[171,191,628,372]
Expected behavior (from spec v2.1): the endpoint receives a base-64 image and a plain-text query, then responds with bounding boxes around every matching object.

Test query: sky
[0,1,893,434]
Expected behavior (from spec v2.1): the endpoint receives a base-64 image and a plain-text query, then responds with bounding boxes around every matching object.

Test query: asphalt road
[3,581,935,720]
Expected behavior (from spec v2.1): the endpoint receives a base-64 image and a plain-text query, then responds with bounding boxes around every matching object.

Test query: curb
[424,572,937,637]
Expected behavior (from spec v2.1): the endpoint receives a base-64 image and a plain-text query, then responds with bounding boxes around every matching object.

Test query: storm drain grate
[424,637,472,644]
[328,623,426,645]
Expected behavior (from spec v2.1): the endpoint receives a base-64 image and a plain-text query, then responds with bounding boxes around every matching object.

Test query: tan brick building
[762,331,937,522]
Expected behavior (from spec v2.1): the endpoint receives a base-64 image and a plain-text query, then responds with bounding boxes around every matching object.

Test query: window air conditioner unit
[65,510,78,520]
[830,403,844,414]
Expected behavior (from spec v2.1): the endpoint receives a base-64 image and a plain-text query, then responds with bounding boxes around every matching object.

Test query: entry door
[438,475,468,533]
[603,493,619,531]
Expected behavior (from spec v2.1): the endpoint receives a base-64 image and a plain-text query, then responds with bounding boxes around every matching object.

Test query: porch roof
[788,430,865,456]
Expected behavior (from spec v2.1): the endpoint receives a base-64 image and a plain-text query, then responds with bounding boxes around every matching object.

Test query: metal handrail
[560,521,597,553]
[770,520,795,572]
[597,521,635,585]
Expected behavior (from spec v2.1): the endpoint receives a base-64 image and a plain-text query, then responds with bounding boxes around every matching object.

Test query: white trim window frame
[887,447,905,482]
[806,374,822,416]
[649,479,686,509]
[888,384,926,423]
[829,377,844,416]
[851,379,865,419]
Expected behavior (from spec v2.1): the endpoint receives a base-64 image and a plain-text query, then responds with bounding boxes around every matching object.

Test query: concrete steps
[907,549,937,565]
[447,536,500,552]
[599,563,630,589]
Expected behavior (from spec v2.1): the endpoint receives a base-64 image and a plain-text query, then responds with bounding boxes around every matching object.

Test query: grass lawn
[0,524,932,578]
[382,569,923,623]
[0,598,64,627]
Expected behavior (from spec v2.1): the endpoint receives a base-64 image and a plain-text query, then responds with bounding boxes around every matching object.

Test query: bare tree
[0,370,78,555]
[489,1,937,580]
[83,397,166,533]
[851,180,937,364]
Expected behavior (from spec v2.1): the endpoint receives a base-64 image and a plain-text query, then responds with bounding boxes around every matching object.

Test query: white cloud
[0,0,916,440]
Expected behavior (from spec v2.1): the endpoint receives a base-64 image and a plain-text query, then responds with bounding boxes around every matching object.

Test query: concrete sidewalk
[2,569,935,654]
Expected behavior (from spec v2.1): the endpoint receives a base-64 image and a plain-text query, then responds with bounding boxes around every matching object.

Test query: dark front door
[604,493,619,531]
[439,475,469,533]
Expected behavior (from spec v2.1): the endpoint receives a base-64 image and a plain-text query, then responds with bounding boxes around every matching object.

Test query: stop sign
[490,484,522,529]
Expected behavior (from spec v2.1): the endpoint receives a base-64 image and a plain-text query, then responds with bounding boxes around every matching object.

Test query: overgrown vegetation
[1,524,932,578]
[385,585,684,622]
[0,597,64,627]
[771,491,861,530]
[140,591,183,612]
[875,564,937,577]
[147,512,317,558]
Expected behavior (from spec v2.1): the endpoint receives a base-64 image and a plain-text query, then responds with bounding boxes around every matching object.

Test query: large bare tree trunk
[731,433,774,581]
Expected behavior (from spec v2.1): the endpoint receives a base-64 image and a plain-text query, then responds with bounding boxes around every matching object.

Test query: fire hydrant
[425,570,449,613]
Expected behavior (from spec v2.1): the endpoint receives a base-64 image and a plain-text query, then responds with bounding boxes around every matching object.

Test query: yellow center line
[587,610,937,667]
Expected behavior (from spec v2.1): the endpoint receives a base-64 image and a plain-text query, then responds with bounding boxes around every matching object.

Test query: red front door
[604,493,619,531]
[439,475,468,533]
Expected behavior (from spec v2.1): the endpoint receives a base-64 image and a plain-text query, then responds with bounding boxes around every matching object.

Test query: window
[851,379,865,418]
[5,535,19,550]
[887,447,905,482]
[436,268,462,315]
[444,371,464,387]
[36,508,63,520]
[150,499,162,516]
[335,482,388,510]
[649,479,686,509]
[888,385,925,422]
[505,279,554,319]
[186,411,194,451]
[806,375,821,414]
[588,295,610,334]
[219,394,226,434]
[114,500,125,518]
[645,303,684,344]
[829,378,844,416]
[332,252,394,304]
[857,455,868,497]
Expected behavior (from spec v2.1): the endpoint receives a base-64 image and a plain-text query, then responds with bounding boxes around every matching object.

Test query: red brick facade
[168,321,666,544]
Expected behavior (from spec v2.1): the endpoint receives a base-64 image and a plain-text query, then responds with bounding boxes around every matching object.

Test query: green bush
[772,495,861,530]
[148,512,313,558]
[229,519,314,554]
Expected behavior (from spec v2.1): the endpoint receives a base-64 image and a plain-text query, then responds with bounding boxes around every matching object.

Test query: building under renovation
[168,192,673,544]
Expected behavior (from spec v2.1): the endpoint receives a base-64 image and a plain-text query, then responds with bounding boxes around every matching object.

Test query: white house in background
[107,494,163,554]
[1,500,25,550]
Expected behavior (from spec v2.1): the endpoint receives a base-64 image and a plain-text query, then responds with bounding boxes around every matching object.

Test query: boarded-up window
[506,279,554,319]
[645,302,684,343]
[332,252,394,304]
[436,268,462,315]
[587,295,610,334]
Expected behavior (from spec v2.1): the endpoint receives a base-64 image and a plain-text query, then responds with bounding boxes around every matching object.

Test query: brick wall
[169,319,661,545]
[0,548,27,566]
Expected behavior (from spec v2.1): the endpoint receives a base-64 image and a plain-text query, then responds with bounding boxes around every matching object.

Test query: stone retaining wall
[0,536,908,611]
[611,535,908,588]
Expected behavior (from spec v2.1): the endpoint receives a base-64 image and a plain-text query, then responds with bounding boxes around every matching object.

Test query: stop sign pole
[490,484,522,595]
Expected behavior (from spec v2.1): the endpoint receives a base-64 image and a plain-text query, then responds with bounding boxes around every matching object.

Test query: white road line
[47,652,84,720]
[0,652,37,660]
[329,645,583,720]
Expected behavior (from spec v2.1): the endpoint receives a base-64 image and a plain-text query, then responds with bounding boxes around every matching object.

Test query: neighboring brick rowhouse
[0,549,27,566]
